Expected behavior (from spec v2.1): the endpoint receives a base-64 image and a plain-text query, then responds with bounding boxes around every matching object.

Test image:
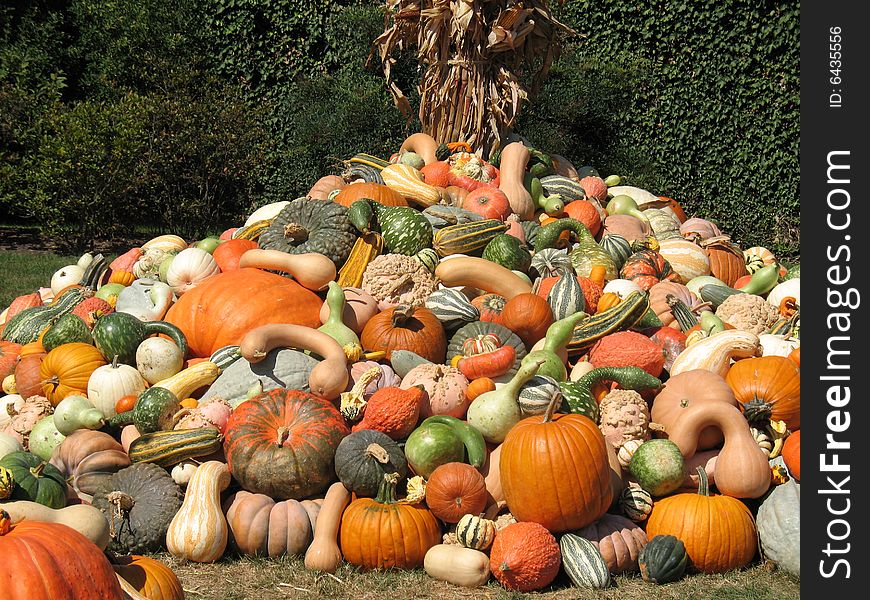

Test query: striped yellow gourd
[337,232,384,288]
[381,163,442,207]
[165,460,231,562]
[153,361,220,400]
[232,219,271,241]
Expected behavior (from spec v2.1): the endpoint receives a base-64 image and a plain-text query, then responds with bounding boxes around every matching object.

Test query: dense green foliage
[0,0,798,255]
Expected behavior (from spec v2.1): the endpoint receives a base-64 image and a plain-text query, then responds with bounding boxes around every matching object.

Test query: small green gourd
[524,173,564,215]
[606,195,650,224]
[739,263,780,295]
[53,395,105,436]
[521,311,588,382]
[317,282,362,357]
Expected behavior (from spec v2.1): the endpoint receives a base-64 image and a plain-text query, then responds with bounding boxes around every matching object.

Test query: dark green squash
[334,430,408,497]
[92,311,188,366]
[599,233,633,271]
[638,535,689,584]
[42,313,93,352]
[91,462,184,555]
[258,197,358,266]
[482,234,532,272]
[0,451,68,509]
[108,386,181,434]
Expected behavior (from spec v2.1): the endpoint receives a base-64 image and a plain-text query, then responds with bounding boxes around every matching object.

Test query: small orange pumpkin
[112,554,184,600]
[490,521,561,592]
[781,430,800,480]
[466,377,496,401]
[424,462,488,523]
[726,356,800,430]
[39,342,108,406]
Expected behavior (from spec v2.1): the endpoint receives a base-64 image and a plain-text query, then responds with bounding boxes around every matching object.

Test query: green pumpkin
[482,234,532,272]
[42,313,93,352]
[628,439,686,497]
[258,197,358,266]
[638,535,688,584]
[0,451,68,509]
[334,430,408,497]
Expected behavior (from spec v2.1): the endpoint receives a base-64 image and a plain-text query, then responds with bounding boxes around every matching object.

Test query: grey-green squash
[757,477,800,577]
[638,535,688,584]
[257,197,358,266]
[333,429,408,497]
[560,532,611,589]
[199,348,317,406]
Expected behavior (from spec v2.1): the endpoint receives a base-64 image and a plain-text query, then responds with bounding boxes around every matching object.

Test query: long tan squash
[399,132,440,165]
[435,256,532,300]
[665,403,771,499]
[165,460,231,562]
[424,545,491,588]
[304,481,351,573]
[239,249,336,292]
[239,324,348,400]
[381,163,443,207]
[497,142,535,220]
[669,330,761,378]
[2,501,111,550]
[153,360,220,401]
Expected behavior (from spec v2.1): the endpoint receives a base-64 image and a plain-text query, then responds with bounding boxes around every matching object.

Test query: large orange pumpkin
[645,468,756,573]
[500,293,553,349]
[0,510,123,599]
[40,342,107,406]
[339,473,441,570]
[164,268,322,358]
[360,304,446,363]
[112,554,184,600]
[500,394,612,533]
[334,182,407,207]
[726,356,800,430]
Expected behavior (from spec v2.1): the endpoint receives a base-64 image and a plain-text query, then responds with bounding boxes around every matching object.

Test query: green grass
[0,251,80,308]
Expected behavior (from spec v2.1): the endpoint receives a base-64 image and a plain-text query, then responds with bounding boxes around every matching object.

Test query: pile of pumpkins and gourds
[0,132,800,598]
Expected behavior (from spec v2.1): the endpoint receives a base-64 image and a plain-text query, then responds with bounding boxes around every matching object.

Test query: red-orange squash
[0,341,22,381]
[360,304,447,364]
[164,268,322,358]
[489,521,561,592]
[334,182,407,207]
[424,462,489,523]
[223,388,349,500]
[212,239,258,272]
[782,430,800,480]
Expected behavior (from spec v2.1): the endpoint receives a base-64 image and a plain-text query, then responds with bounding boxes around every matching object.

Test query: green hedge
[1,0,799,256]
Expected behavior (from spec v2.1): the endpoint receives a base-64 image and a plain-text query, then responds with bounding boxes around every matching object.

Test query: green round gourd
[334,430,408,498]
[757,477,800,577]
[91,462,183,554]
[560,532,611,589]
[42,313,93,352]
[638,534,688,584]
[482,234,532,272]
[628,439,685,497]
[258,197,358,266]
[0,451,67,509]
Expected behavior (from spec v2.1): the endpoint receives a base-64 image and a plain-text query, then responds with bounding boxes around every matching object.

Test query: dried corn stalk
[373,0,575,156]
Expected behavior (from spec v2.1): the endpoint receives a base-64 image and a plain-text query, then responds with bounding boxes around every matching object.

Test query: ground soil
[0,225,150,254]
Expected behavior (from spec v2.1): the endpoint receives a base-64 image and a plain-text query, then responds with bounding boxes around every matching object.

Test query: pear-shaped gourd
[317,282,361,357]
[607,195,650,225]
[521,311,588,382]
[466,356,547,444]
[53,395,105,436]
[28,417,66,461]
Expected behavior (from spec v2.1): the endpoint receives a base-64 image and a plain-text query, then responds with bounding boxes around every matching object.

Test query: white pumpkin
[167,247,220,295]
[602,278,643,299]
[766,278,800,308]
[76,252,95,270]
[136,337,184,385]
[50,264,85,295]
[759,334,800,358]
[87,359,147,418]
[657,238,711,283]
[244,201,290,226]
[0,394,24,430]
[0,431,24,460]
[116,279,175,321]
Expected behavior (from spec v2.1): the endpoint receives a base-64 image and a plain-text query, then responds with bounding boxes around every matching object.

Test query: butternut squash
[399,132,440,165]
[434,256,532,300]
[165,460,231,562]
[239,249,336,292]
[497,142,535,220]
[665,403,771,499]
[153,360,220,401]
[304,481,351,573]
[2,500,111,550]
[669,330,761,378]
[424,544,491,588]
[239,324,349,400]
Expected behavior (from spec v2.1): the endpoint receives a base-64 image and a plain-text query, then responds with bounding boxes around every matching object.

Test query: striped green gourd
[567,291,650,355]
[599,234,634,271]
[42,313,93,352]
[546,269,586,321]
[560,366,661,421]
[699,284,744,309]
[425,289,480,330]
[127,427,223,467]
[540,175,587,202]
[2,288,88,345]
[414,248,440,273]
[345,162,384,184]
[534,219,616,279]
[560,533,611,589]
[433,219,508,257]
[209,345,242,371]
[518,375,562,416]
[481,234,532,272]
[619,486,654,522]
[348,153,390,170]
[422,205,483,230]
[531,248,573,278]
[638,535,688,584]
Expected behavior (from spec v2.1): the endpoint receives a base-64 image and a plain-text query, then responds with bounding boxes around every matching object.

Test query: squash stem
[375,472,400,504]
[695,466,710,497]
